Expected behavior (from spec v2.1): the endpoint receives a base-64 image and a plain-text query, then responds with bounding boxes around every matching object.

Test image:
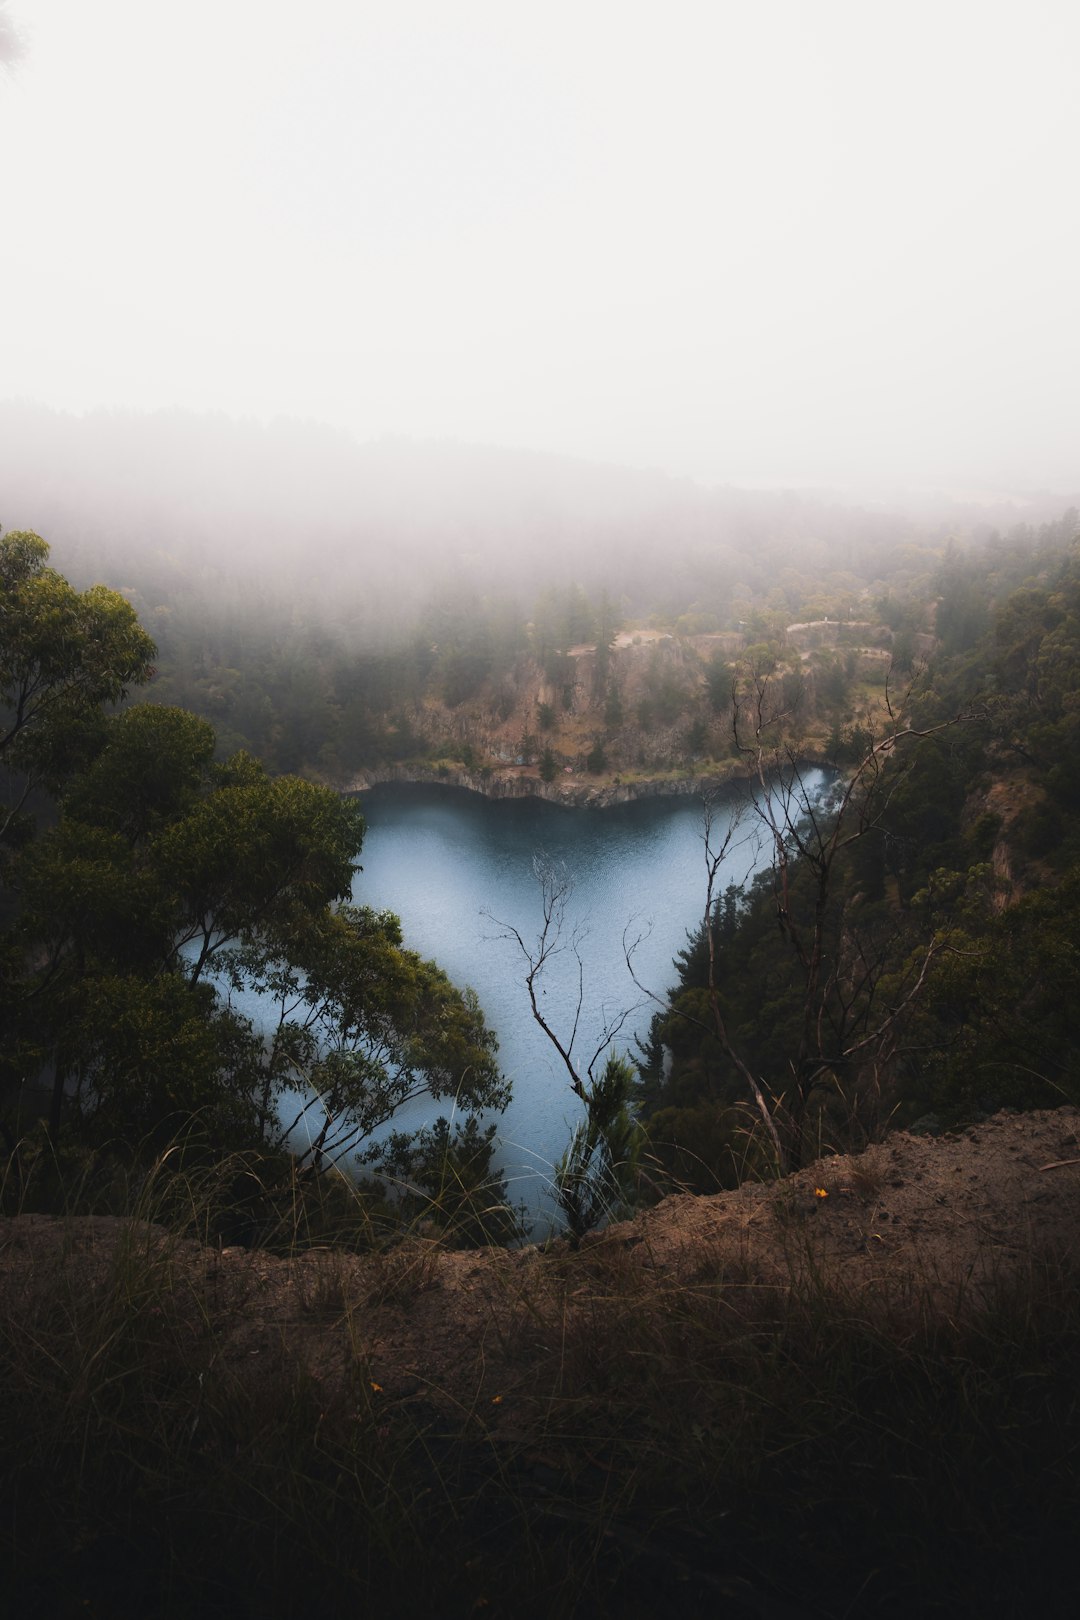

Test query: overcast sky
[2,0,1077,495]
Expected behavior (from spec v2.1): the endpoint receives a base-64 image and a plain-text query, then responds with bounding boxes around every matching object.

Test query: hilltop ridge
[6,1107,1077,1411]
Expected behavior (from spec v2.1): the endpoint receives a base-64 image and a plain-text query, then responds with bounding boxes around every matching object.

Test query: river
[351,776,827,1229]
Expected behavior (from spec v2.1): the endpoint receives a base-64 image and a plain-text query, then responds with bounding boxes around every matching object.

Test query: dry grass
[362,1235,447,1308]
[3,1132,1080,1617]
[843,1141,889,1200]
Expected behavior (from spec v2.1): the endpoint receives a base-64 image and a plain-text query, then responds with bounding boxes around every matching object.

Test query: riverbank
[345,754,828,810]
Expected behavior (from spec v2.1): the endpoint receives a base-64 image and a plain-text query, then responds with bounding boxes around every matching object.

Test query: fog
[5,399,1077,673]
[2,0,1077,500]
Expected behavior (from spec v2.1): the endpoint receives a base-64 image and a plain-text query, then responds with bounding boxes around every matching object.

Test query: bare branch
[484,856,593,1098]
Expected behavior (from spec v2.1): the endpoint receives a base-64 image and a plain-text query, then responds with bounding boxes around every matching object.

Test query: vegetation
[553,1053,644,1241]
[17,410,958,787]
[5,490,1080,1616]
[2,1147,1077,1618]
[0,530,511,1239]
[10,506,1080,1203]
[638,513,1080,1188]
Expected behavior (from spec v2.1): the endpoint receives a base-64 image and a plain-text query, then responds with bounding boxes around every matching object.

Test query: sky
[1,0,1078,496]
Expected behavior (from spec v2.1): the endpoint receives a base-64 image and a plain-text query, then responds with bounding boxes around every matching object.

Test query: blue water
[351,778,826,1228]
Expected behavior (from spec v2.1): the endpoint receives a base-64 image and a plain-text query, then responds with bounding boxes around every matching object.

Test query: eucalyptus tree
[1,531,507,1169]
[0,528,155,843]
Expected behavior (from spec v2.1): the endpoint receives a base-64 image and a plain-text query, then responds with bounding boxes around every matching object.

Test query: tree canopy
[1,531,507,1219]
[1,529,156,838]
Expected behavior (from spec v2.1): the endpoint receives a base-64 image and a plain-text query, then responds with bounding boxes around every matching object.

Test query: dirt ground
[4,1106,1079,1412]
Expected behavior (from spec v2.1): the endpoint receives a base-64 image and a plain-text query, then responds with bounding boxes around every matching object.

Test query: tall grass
[1,1123,415,1252]
[1,1139,1078,1617]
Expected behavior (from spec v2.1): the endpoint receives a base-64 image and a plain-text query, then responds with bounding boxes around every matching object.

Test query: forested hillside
[638,515,1080,1187]
[8,403,1074,788]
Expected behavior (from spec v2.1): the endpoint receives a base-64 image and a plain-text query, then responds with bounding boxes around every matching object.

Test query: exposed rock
[345,759,759,808]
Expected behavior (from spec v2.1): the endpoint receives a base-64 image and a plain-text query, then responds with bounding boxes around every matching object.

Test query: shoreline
[344,753,829,810]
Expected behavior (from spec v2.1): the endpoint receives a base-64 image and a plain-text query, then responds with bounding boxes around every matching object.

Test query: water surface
[353,780,822,1227]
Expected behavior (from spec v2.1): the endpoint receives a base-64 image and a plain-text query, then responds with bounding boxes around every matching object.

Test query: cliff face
[348,631,750,800]
[345,758,751,809]
[340,617,893,803]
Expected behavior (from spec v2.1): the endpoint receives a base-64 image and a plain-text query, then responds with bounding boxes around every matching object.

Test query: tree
[633,666,972,1172]
[1,529,155,843]
[592,590,622,695]
[685,717,709,757]
[604,685,624,727]
[911,869,1080,1117]
[231,903,507,1168]
[706,653,737,715]
[488,860,644,1238]
[13,719,509,1158]
[736,675,974,1165]
[6,703,367,1139]
[371,1114,522,1246]
[2,537,508,1173]
[553,1053,642,1240]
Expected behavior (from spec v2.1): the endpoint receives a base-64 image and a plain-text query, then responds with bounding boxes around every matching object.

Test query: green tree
[11,725,507,1155]
[554,1053,644,1240]
[230,903,507,1167]
[592,590,622,694]
[935,545,991,655]
[370,1114,522,1246]
[911,869,1080,1117]
[7,706,366,1139]
[1,529,155,840]
[686,717,709,756]
[604,685,624,727]
[705,653,736,714]
[2,538,508,1170]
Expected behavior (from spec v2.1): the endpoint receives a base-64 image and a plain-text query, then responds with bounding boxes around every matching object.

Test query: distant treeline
[9,400,1067,779]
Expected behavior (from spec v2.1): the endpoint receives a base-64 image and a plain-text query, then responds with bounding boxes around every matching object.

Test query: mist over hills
[5,402,1073,641]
